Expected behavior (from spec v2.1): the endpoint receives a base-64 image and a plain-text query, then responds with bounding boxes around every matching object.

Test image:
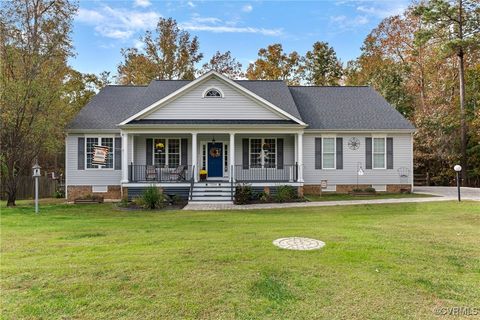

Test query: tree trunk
[5,173,17,207]
[457,0,468,186]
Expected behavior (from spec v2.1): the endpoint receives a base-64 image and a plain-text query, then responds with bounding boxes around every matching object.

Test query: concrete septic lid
[273,237,325,251]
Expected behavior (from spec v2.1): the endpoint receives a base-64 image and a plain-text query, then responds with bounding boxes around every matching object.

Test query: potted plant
[199,169,207,181]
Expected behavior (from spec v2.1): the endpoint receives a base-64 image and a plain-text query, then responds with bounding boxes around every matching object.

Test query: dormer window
[204,88,222,98]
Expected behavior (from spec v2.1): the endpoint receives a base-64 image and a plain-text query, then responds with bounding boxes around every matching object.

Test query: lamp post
[32,161,41,213]
[454,165,462,202]
[357,162,365,190]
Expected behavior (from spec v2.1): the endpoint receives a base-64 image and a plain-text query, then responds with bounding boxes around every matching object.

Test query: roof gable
[119,71,306,126]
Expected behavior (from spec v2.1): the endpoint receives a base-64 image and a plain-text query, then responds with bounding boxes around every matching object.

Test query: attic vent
[204,88,222,98]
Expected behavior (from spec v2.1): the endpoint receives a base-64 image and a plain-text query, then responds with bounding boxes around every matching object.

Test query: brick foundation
[67,185,121,202]
[304,184,412,195]
[386,184,412,193]
[336,184,372,193]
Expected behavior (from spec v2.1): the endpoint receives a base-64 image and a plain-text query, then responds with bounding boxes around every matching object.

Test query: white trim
[321,137,336,170]
[85,136,115,170]
[205,141,226,178]
[248,137,278,169]
[152,137,183,167]
[305,129,415,133]
[372,137,387,170]
[65,135,68,199]
[202,87,224,98]
[118,71,306,126]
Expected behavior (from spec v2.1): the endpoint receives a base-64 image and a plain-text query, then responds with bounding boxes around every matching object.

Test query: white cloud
[242,4,253,13]
[75,6,160,40]
[77,8,105,24]
[134,0,152,8]
[180,15,282,36]
[357,4,405,18]
[330,14,369,30]
[181,22,282,36]
[187,1,195,8]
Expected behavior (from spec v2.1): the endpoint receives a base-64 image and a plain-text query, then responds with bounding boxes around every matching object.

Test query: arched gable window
[204,88,222,98]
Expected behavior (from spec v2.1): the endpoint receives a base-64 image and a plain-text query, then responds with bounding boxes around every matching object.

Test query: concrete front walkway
[183,186,479,211]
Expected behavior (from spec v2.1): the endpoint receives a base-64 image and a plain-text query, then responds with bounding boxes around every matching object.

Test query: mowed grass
[1,201,479,319]
[305,192,433,202]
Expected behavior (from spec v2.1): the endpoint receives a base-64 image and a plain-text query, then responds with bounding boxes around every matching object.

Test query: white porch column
[121,132,129,183]
[191,133,198,182]
[229,133,235,182]
[297,132,304,182]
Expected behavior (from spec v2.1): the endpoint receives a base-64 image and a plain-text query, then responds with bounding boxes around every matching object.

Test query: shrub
[235,184,253,204]
[364,187,376,193]
[139,186,166,209]
[258,191,271,203]
[274,185,298,203]
[53,188,64,198]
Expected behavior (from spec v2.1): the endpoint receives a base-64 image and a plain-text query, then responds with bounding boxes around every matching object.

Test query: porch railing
[128,164,194,183]
[234,164,298,182]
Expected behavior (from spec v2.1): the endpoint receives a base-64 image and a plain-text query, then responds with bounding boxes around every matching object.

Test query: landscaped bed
[1,200,479,319]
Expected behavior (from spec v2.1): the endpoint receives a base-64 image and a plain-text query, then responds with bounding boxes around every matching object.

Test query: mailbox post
[32,162,41,213]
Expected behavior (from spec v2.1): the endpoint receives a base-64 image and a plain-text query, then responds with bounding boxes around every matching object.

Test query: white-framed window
[249,138,277,168]
[204,88,222,98]
[373,137,386,169]
[153,138,181,168]
[322,137,335,169]
[86,137,114,169]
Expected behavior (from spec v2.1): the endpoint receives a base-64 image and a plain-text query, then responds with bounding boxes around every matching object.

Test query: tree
[304,41,343,85]
[0,0,77,206]
[200,51,244,78]
[246,44,304,85]
[117,18,203,85]
[414,0,480,185]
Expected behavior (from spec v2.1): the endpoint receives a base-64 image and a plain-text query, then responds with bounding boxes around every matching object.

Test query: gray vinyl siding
[234,134,296,181]
[66,134,122,186]
[303,133,413,186]
[143,78,286,120]
[131,135,192,166]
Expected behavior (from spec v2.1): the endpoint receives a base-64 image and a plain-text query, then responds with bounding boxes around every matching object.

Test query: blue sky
[72,0,410,75]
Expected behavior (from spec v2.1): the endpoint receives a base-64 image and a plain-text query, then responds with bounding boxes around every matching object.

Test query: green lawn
[305,192,433,202]
[1,201,479,319]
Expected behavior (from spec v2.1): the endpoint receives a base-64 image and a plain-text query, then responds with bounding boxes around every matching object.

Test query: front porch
[122,132,305,185]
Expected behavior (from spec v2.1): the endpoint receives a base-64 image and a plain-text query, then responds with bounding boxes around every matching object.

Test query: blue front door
[207,143,223,178]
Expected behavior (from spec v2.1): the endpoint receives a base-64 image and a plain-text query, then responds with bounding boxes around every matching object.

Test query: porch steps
[189,182,234,203]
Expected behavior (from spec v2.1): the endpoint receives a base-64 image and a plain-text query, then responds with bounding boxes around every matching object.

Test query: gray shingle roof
[67,79,414,131]
[289,86,414,130]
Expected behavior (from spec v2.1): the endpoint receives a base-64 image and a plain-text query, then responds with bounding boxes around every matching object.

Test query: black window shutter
[277,138,284,169]
[315,138,322,169]
[78,137,85,170]
[386,137,393,169]
[365,137,372,169]
[181,138,188,166]
[336,137,343,169]
[114,137,122,170]
[242,139,249,169]
[146,138,153,165]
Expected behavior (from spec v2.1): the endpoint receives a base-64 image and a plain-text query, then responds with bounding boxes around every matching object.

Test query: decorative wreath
[209,147,221,158]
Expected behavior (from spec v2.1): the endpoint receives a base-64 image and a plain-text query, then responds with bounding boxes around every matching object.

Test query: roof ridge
[289,85,370,88]
[105,84,148,87]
